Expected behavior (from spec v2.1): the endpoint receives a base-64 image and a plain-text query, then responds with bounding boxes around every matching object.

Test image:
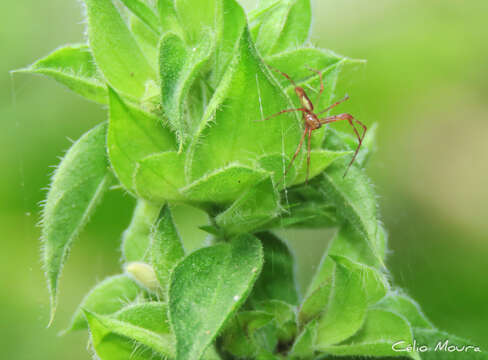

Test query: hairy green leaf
[175,0,218,44]
[134,151,187,202]
[190,29,301,181]
[17,44,107,103]
[122,200,162,262]
[289,320,317,359]
[169,234,263,360]
[216,178,280,235]
[119,0,161,34]
[65,275,141,333]
[107,88,176,192]
[157,0,183,35]
[314,256,368,346]
[85,309,174,359]
[220,311,276,358]
[320,160,385,264]
[212,0,247,85]
[181,165,267,206]
[251,232,298,305]
[254,299,297,343]
[159,32,214,148]
[151,205,185,296]
[84,0,156,98]
[129,15,160,71]
[42,122,110,323]
[316,309,419,360]
[114,302,170,334]
[375,292,434,329]
[251,0,311,56]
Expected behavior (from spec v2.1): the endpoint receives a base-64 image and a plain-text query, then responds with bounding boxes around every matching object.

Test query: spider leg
[318,94,350,115]
[306,127,312,184]
[285,126,308,176]
[255,108,305,122]
[320,113,367,177]
[267,65,297,87]
[307,68,325,107]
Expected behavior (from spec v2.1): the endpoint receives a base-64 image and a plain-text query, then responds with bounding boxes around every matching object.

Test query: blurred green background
[1,0,487,358]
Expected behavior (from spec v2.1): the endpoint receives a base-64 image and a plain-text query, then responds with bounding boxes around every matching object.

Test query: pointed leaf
[151,205,185,295]
[320,160,386,264]
[107,88,176,192]
[190,29,301,180]
[254,299,297,343]
[84,0,156,98]
[375,292,434,329]
[169,234,263,360]
[85,310,174,359]
[42,122,110,322]
[316,309,419,360]
[119,0,161,33]
[215,178,280,235]
[175,0,218,44]
[271,0,311,54]
[181,165,267,205]
[17,44,107,103]
[251,232,298,305]
[159,32,214,147]
[289,320,317,359]
[157,0,183,35]
[114,302,170,334]
[314,256,368,346]
[129,15,160,70]
[122,200,162,262]
[66,275,141,332]
[134,151,187,202]
[220,311,276,358]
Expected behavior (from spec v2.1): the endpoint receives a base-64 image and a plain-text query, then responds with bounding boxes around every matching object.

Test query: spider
[260,66,367,182]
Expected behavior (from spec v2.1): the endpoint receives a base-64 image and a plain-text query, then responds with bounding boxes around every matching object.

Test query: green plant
[18,0,486,359]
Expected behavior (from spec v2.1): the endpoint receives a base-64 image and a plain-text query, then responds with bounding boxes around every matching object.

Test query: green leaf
[257,153,296,189]
[129,15,160,71]
[151,205,185,296]
[107,88,176,192]
[85,309,174,359]
[320,160,386,264]
[17,44,107,103]
[122,200,162,262]
[301,254,387,329]
[114,302,170,334]
[65,275,141,333]
[215,178,280,235]
[134,151,187,203]
[212,0,247,84]
[254,299,297,343]
[251,232,298,305]
[328,224,386,269]
[270,0,311,54]
[169,234,263,360]
[220,311,276,358]
[316,309,419,360]
[84,0,156,98]
[251,0,311,56]
[119,0,161,34]
[159,32,214,148]
[181,165,267,205]
[190,29,301,180]
[292,150,350,185]
[157,0,183,35]
[41,122,110,323]
[314,256,367,346]
[289,320,317,359]
[375,292,434,329]
[413,328,487,359]
[175,0,218,44]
